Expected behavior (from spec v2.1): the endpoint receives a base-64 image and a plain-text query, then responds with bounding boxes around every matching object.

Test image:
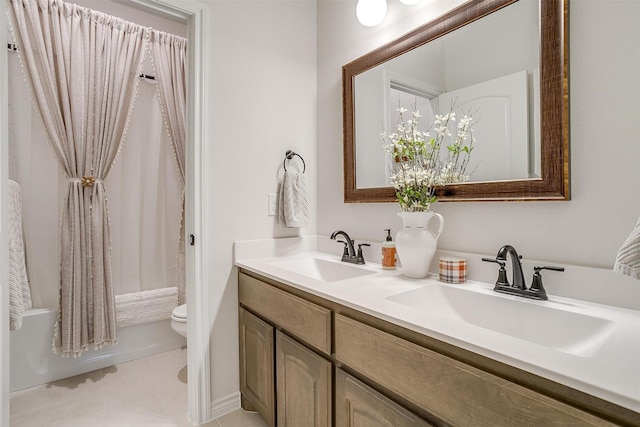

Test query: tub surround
[234,236,640,417]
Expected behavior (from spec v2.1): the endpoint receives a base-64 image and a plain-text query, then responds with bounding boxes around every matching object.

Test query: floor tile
[102,352,188,424]
[216,408,269,427]
[10,369,104,416]
[10,384,107,427]
[170,346,188,367]
[9,349,269,427]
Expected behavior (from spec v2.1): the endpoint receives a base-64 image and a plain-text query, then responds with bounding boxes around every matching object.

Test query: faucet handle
[530,265,564,299]
[482,257,509,286]
[335,240,350,257]
[535,265,565,273]
[356,243,370,264]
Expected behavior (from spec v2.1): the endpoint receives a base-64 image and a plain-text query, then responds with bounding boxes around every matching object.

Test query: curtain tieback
[68,176,102,188]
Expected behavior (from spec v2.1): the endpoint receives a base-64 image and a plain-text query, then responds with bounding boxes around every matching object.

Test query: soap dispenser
[382,229,397,270]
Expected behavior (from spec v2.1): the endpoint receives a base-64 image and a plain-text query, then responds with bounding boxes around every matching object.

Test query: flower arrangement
[382,105,476,212]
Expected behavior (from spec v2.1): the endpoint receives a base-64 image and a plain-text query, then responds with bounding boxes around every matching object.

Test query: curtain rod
[7,43,157,79]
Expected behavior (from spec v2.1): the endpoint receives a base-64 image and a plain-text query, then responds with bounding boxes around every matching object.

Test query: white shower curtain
[150,30,187,304]
[107,81,182,296]
[8,0,147,357]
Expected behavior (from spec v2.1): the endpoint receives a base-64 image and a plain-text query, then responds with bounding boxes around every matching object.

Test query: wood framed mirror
[343,0,569,203]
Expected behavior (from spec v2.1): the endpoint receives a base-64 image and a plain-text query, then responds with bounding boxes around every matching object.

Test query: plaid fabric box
[439,257,467,284]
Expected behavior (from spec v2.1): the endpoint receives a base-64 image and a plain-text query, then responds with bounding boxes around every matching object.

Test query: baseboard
[209,392,241,421]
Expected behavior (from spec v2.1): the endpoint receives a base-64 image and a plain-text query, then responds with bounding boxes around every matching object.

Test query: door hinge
[189,234,195,246]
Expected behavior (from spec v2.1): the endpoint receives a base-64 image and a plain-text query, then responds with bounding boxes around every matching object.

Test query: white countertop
[234,237,640,413]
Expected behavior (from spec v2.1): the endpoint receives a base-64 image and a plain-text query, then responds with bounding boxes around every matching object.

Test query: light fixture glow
[356,0,388,27]
[399,0,422,5]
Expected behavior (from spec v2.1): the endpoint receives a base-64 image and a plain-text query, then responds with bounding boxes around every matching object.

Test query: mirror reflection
[355,0,540,189]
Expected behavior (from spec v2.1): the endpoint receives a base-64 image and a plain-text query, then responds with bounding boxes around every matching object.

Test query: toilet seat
[172,304,187,323]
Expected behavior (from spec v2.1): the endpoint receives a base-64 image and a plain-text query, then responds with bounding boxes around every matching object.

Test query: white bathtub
[9,307,186,392]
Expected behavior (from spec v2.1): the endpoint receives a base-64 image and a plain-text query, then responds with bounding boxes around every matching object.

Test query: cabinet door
[239,307,275,427]
[335,369,433,427]
[276,331,332,427]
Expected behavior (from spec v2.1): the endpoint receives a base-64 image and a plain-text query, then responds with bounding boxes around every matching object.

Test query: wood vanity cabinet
[239,272,332,427]
[238,270,633,427]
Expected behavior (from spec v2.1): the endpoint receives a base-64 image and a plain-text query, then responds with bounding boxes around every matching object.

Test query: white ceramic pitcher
[396,211,444,279]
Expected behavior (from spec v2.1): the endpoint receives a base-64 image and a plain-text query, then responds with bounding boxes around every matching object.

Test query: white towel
[277,171,309,229]
[614,216,640,279]
[115,287,178,328]
[8,180,31,331]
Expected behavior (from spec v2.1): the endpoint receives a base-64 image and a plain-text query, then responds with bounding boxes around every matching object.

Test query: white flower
[382,104,476,212]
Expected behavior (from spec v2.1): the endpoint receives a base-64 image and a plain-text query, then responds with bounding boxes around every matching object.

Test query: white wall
[318,0,640,272]
[73,0,187,36]
[205,0,317,408]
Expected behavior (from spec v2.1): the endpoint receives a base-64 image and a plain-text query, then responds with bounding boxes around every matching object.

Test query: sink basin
[271,257,376,282]
[387,284,615,356]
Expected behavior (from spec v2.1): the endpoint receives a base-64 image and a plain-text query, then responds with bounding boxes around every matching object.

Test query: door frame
[1,1,10,424]
[133,0,212,423]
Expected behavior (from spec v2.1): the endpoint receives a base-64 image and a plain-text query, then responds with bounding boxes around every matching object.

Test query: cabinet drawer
[334,314,612,426]
[239,272,331,355]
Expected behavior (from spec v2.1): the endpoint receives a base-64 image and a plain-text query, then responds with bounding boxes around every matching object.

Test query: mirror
[343,0,569,203]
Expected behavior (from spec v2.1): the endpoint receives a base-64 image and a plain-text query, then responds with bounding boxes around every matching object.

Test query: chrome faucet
[330,230,368,264]
[496,245,526,290]
[482,245,564,300]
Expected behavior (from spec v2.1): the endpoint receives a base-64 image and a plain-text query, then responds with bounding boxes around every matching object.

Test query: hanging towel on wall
[115,287,178,329]
[8,179,32,331]
[614,216,640,279]
[277,171,309,229]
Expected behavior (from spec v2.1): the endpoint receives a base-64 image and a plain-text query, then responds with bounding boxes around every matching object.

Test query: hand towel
[278,171,310,229]
[277,180,287,226]
[614,216,640,279]
[8,179,32,331]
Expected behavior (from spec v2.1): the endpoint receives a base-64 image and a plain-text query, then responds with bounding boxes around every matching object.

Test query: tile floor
[10,348,268,427]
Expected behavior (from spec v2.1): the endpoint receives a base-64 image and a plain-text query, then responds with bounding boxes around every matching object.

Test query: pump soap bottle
[382,229,397,270]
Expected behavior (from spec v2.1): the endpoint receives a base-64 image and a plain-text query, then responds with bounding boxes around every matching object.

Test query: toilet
[171,304,187,338]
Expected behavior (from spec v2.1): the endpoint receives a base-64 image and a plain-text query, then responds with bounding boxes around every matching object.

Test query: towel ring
[283,150,306,173]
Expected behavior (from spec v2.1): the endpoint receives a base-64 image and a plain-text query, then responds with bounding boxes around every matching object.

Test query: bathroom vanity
[235,245,640,426]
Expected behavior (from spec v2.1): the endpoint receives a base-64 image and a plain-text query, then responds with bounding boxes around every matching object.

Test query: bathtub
[9,307,186,392]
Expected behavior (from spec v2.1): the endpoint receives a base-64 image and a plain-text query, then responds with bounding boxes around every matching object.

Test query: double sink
[269,255,614,357]
[236,249,640,412]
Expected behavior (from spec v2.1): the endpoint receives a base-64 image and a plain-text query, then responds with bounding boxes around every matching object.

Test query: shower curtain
[150,30,187,305]
[108,81,182,296]
[7,50,183,311]
[8,0,147,357]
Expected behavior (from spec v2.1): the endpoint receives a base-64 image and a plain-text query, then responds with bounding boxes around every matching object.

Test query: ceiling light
[356,0,388,27]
